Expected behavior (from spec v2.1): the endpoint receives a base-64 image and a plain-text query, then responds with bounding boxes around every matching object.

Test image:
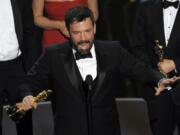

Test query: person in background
[0,0,40,135]
[132,0,180,134]
[32,0,98,50]
[18,6,179,135]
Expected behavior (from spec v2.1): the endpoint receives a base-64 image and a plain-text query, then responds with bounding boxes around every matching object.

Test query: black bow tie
[163,0,179,9]
[75,52,92,60]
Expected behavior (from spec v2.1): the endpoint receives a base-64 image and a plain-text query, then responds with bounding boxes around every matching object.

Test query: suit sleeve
[117,44,163,86]
[19,50,50,98]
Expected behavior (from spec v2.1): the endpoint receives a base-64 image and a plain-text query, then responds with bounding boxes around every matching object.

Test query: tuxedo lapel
[167,8,180,46]
[60,48,83,98]
[59,42,108,101]
[92,44,107,101]
[152,0,166,46]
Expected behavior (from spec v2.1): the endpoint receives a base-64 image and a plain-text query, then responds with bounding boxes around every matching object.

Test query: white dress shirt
[0,0,21,61]
[163,0,179,46]
[73,45,97,81]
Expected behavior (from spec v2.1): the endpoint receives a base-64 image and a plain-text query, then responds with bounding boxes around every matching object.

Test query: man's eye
[73,32,80,34]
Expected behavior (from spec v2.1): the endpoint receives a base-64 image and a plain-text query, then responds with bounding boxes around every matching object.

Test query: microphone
[85,74,93,91]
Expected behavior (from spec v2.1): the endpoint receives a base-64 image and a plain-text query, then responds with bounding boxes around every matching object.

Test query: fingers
[62,30,70,37]
[155,77,179,96]
[155,78,172,96]
[22,95,37,111]
[155,87,162,96]
[155,76,180,96]
[173,76,180,81]
[157,59,175,74]
[58,21,70,38]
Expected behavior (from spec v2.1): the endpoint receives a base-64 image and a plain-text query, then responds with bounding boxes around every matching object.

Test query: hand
[58,21,69,38]
[155,76,180,96]
[158,59,175,74]
[22,95,37,111]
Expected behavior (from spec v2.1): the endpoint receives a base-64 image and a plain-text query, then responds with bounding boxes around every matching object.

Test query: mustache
[77,40,90,45]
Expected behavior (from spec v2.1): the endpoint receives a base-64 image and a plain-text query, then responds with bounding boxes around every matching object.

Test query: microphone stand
[84,75,93,135]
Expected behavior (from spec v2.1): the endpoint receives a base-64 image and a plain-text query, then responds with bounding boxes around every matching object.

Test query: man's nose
[80,32,86,40]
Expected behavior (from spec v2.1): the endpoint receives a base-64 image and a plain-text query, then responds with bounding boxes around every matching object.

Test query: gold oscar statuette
[154,40,168,78]
[5,90,52,123]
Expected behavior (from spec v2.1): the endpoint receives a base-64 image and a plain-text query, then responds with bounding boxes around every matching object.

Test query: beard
[75,40,93,54]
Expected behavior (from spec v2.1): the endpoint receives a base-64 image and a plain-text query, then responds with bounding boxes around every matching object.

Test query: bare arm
[87,0,99,21]
[32,0,69,36]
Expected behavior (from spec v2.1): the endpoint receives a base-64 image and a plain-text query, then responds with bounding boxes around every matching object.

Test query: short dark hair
[65,6,95,30]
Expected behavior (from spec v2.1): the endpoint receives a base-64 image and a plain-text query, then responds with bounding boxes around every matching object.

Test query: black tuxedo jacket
[132,0,180,103]
[11,0,40,71]
[20,40,162,135]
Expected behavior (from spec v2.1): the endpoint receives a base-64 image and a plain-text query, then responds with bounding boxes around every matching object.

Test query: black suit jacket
[20,40,162,135]
[11,0,40,71]
[132,0,180,103]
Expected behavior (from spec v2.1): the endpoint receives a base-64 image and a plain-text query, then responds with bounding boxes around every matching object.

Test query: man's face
[69,17,96,54]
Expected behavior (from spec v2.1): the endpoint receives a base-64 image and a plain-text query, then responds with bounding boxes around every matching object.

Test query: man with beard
[18,6,179,135]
